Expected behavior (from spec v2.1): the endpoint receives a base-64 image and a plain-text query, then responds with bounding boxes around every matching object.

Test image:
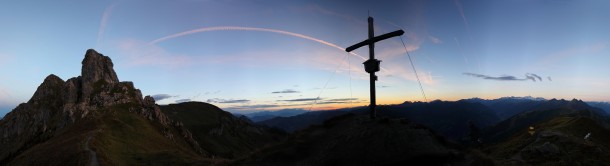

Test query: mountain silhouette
[0,49,286,165]
[2,49,610,165]
[462,96,548,120]
[257,109,352,133]
[242,109,309,122]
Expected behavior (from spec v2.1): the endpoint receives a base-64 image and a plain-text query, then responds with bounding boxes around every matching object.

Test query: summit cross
[345,17,404,119]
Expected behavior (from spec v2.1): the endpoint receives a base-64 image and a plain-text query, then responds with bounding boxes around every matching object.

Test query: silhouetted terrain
[463,96,547,120]
[2,49,610,165]
[381,100,501,141]
[483,99,610,144]
[242,109,308,122]
[159,102,286,159]
[236,114,495,166]
[260,101,501,141]
[487,116,610,165]
[257,109,353,132]
[588,101,610,114]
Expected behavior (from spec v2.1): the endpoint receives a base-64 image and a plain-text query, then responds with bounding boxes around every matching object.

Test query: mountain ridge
[0,49,206,165]
[2,49,609,165]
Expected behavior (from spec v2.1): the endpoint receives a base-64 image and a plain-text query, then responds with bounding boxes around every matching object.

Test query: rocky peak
[1,49,208,163]
[143,95,156,107]
[81,49,119,99]
[28,74,65,105]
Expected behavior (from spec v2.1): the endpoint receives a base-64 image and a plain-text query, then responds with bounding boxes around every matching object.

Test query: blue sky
[1,0,609,116]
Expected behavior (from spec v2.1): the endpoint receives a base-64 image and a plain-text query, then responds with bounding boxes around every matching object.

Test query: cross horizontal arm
[345,30,404,52]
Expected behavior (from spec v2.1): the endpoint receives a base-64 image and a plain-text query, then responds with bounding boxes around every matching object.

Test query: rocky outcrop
[0,49,205,163]
[81,49,119,102]
[0,75,67,163]
[63,76,82,104]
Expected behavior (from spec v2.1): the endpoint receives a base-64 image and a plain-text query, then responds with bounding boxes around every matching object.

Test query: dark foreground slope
[487,116,610,165]
[160,102,286,159]
[484,99,610,144]
[480,99,610,165]
[260,101,501,142]
[382,100,501,141]
[236,114,495,166]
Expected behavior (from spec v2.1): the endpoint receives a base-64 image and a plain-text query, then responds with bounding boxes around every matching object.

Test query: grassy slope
[7,103,214,165]
[7,114,96,165]
[93,103,208,165]
[488,116,610,165]
[160,102,284,159]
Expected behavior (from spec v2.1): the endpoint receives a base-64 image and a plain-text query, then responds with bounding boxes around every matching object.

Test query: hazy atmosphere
[3,1,610,165]
[1,0,609,116]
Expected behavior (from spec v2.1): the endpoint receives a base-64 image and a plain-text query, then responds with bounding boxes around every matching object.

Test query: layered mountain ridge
[0,49,205,165]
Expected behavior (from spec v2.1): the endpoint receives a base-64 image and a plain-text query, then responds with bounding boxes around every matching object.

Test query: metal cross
[346,17,404,119]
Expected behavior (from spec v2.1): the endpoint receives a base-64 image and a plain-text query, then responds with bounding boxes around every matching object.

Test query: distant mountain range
[256,100,502,140]
[462,96,549,120]
[256,109,353,132]
[241,109,308,122]
[587,101,610,114]
[257,97,610,144]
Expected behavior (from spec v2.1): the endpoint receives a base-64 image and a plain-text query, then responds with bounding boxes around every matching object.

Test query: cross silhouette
[346,17,404,119]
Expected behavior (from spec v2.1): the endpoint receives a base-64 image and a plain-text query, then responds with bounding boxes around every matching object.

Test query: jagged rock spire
[81,49,119,99]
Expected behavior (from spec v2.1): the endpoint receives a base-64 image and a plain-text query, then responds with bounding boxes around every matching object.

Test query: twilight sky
[1,0,609,115]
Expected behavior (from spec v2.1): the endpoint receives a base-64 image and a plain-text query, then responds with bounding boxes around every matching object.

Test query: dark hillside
[236,114,496,166]
[488,117,610,165]
[160,102,286,159]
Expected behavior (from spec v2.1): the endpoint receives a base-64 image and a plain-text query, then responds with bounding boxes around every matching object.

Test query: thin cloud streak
[148,26,367,61]
[151,94,176,101]
[528,73,542,81]
[271,89,300,94]
[464,73,548,82]
[454,0,469,29]
[96,2,117,49]
[224,104,280,111]
[207,98,250,103]
[327,98,358,101]
[146,26,395,73]
[175,99,191,103]
[278,97,321,102]
[428,36,442,44]
[454,0,472,39]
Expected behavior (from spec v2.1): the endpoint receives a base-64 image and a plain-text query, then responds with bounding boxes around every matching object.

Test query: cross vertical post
[346,17,404,119]
[367,17,377,119]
